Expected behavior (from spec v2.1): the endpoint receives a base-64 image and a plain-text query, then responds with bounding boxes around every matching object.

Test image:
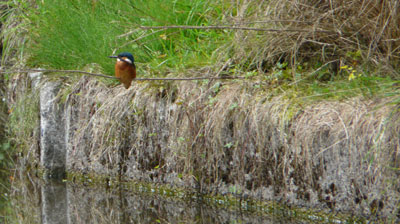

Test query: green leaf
[224,142,233,148]
[212,82,221,93]
[2,142,10,150]
[229,102,238,110]
[178,137,185,141]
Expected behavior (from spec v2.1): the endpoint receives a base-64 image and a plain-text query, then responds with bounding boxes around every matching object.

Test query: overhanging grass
[24,0,227,76]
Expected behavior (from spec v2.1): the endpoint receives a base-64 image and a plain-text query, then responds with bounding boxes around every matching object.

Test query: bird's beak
[108,56,118,58]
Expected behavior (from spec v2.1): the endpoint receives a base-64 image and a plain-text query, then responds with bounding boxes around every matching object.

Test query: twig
[135,76,245,81]
[139,25,333,33]
[0,68,245,81]
[235,20,314,24]
[118,28,166,39]
[0,69,119,79]
[116,28,167,51]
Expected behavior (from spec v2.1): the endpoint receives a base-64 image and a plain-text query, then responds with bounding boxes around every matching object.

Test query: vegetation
[1,0,400,221]
[0,0,398,100]
[25,0,225,75]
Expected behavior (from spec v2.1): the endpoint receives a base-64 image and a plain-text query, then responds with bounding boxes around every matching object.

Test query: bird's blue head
[118,52,134,64]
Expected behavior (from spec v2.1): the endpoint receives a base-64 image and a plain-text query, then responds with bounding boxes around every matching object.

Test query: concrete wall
[32,73,400,219]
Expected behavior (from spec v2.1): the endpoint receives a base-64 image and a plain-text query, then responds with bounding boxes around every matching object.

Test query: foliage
[1,0,399,101]
[17,0,227,76]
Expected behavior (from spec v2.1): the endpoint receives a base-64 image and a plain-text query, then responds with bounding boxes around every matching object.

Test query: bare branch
[0,69,118,79]
[134,76,245,81]
[139,25,334,33]
[0,69,245,81]
[116,28,167,50]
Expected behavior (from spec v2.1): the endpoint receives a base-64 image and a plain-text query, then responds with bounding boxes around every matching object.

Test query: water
[2,176,305,224]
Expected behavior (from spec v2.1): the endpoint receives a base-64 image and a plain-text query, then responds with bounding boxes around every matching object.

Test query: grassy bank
[1,0,400,221]
[1,0,399,90]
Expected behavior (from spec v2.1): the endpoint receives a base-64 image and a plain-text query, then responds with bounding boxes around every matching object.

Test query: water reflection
[7,177,302,224]
[42,181,68,224]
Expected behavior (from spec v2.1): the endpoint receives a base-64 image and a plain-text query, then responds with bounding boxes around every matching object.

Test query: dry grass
[7,74,40,169]
[61,73,400,216]
[219,0,400,75]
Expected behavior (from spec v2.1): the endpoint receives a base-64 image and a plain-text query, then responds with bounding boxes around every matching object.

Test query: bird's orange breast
[115,59,136,89]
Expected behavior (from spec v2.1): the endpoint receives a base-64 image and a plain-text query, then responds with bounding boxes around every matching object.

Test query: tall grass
[221,0,400,76]
[24,0,227,76]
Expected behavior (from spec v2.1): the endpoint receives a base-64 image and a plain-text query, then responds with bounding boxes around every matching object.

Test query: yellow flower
[348,72,355,80]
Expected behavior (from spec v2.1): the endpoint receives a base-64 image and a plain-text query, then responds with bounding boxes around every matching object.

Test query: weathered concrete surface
[29,71,42,89]
[21,75,400,220]
[39,81,66,179]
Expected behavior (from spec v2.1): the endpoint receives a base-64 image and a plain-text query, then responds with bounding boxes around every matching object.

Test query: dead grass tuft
[219,0,400,74]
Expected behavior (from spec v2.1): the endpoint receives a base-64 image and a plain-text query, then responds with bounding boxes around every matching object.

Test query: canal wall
[10,72,400,219]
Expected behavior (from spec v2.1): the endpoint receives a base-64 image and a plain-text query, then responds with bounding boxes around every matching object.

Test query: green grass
[2,0,399,102]
[300,76,396,101]
[21,0,227,76]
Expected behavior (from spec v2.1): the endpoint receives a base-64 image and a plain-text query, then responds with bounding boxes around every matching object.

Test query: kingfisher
[109,52,136,89]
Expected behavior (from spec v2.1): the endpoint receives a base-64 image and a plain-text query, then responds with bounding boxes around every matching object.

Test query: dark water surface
[2,176,307,224]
